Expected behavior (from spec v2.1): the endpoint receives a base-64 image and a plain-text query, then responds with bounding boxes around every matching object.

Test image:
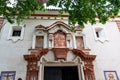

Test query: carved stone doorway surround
[24,48,96,80]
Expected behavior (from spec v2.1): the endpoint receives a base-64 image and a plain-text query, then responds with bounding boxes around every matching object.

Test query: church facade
[0,11,120,80]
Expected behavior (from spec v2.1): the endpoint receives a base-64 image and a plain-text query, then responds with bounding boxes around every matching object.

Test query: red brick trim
[116,21,120,31]
[0,18,4,31]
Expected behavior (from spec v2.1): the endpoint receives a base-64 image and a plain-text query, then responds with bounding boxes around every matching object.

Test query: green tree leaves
[47,0,120,27]
[0,0,120,28]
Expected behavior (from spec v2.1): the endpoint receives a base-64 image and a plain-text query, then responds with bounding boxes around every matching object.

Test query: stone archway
[24,48,96,80]
[38,56,85,80]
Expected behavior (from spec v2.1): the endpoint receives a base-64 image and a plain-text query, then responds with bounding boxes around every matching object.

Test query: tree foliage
[0,0,120,27]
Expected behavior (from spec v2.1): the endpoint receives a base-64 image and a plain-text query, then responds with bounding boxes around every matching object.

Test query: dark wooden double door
[44,66,79,80]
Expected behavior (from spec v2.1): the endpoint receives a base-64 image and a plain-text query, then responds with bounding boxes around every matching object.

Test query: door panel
[44,66,79,80]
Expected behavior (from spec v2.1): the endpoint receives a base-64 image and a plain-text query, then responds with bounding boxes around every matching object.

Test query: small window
[12,30,21,36]
[12,26,22,37]
[95,28,101,38]
[93,27,108,42]
[95,28,105,39]
[7,25,25,42]
[95,31,99,38]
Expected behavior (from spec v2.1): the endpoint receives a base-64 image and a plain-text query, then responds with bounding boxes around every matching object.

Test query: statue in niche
[54,30,66,48]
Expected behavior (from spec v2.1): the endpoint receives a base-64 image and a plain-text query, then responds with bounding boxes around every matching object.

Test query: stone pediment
[35,24,46,30]
[34,21,72,33]
[34,21,82,35]
[47,21,71,30]
[47,21,71,33]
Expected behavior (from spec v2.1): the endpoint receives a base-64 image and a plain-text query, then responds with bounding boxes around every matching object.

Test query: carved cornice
[35,25,46,30]
[34,21,72,32]
[24,48,48,61]
[24,48,96,62]
[47,21,71,30]
[72,49,96,61]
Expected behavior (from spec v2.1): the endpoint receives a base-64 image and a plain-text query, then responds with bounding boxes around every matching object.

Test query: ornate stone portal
[23,21,96,80]
[24,48,96,80]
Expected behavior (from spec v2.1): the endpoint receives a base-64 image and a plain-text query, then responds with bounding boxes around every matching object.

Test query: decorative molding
[24,48,96,80]
[38,56,85,80]
[23,20,96,80]
[31,14,69,17]
[34,21,71,33]
[35,24,46,31]
[47,21,71,31]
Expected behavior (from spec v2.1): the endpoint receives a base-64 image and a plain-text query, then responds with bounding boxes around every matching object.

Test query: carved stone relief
[54,30,66,48]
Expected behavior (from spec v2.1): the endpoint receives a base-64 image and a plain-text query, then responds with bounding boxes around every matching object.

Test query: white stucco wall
[0,19,68,80]
[83,22,120,80]
[0,17,120,80]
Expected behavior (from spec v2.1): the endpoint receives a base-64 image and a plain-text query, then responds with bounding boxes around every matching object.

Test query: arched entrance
[23,21,96,80]
[24,48,96,80]
[38,56,84,80]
